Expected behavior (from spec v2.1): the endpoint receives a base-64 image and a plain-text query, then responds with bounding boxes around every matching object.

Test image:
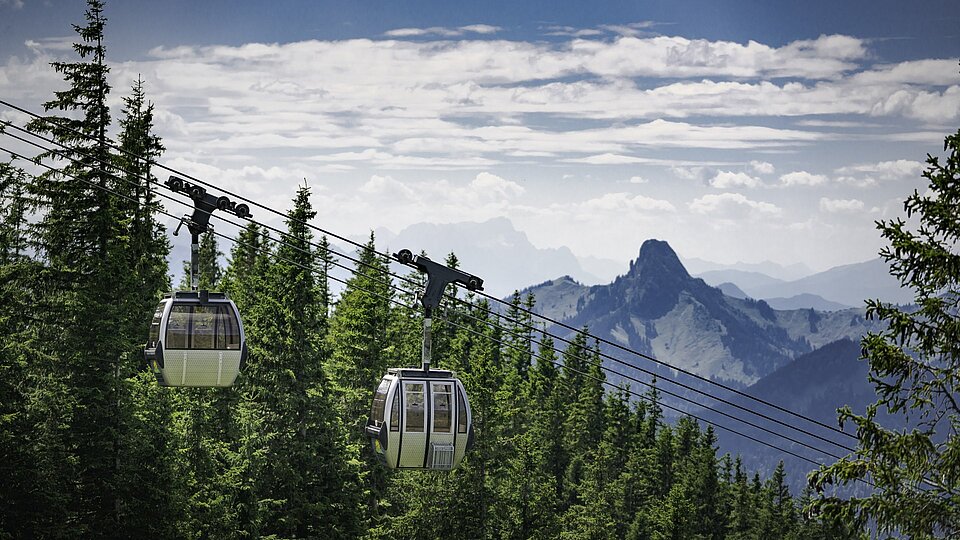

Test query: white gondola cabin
[145,290,247,387]
[366,368,473,470]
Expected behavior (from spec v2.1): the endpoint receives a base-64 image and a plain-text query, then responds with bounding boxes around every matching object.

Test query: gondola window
[433,383,452,433]
[405,383,425,433]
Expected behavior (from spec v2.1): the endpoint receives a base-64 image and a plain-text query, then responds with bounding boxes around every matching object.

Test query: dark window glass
[165,303,242,350]
[405,383,425,433]
[165,305,190,349]
[371,378,391,424]
[148,302,165,345]
[432,383,452,433]
[219,305,241,349]
[457,388,467,434]
[390,391,400,432]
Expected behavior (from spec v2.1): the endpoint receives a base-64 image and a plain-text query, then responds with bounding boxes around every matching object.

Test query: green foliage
[0,2,886,538]
[809,129,960,537]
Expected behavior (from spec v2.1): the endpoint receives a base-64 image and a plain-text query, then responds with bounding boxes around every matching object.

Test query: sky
[1,0,958,276]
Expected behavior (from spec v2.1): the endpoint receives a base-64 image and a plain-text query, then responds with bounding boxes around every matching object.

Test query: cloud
[671,166,707,181]
[566,153,652,165]
[689,193,781,218]
[383,25,501,38]
[779,171,829,186]
[0,0,24,9]
[470,171,525,199]
[709,170,763,188]
[629,175,648,184]
[819,197,864,213]
[749,160,775,174]
[597,22,658,37]
[557,192,676,221]
[835,159,924,180]
[359,174,417,200]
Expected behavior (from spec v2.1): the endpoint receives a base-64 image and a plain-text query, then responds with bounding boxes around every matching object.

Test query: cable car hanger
[393,249,483,372]
[143,176,251,387]
[167,175,251,290]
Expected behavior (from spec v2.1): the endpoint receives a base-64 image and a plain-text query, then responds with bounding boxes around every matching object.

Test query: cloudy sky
[1,0,958,276]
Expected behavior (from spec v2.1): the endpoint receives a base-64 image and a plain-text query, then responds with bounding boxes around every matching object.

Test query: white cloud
[835,159,924,180]
[597,21,658,37]
[671,166,707,181]
[470,171,525,199]
[688,193,781,218]
[851,59,960,86]
[384,25,501,38]
[709,170,763,188]
[1,0,25,10]
[819,197,865,213]
[566,153,651,165]
[836,175,877,188]
[749,160,775,174]
[555,192,676,222]
[629,175,649,184]
[360,174,417,201]
[779,171,829,186]
[579,192,675,213]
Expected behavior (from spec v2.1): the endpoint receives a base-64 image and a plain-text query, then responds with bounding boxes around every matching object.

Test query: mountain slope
[701,338,889,493]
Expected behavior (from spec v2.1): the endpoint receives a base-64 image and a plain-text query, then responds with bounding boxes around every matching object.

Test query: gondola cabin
[366,368,473,470]
[145,291,247,387]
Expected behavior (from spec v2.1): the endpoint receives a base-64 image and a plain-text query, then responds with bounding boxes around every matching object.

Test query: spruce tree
[810,128,960,537]
[232,184,360,537]
[111,77,177,536]
[325,233,392,523]
[21,1,130,533]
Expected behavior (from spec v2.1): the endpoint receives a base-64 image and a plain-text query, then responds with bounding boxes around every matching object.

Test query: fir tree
[325,232,393,523]
[240,184,361,537]
[21,1,130,533]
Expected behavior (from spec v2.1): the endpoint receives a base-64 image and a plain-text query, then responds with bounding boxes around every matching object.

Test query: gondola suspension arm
[165,175,252,290]
[393,249,483,372]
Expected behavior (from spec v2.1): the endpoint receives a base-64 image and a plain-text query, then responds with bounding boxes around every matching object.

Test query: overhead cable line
[0,141,849,476]
[0,137,860,473]
[0,126,860,458]
[0,98,857,444]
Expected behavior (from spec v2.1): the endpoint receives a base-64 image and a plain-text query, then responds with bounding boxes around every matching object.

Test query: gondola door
[398,381,427,468]
[428,382,457,469]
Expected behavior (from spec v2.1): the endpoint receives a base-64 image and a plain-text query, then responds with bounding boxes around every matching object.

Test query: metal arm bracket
[393,249,484,317]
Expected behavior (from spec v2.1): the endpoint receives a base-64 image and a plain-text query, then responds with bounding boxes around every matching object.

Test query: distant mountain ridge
[521,240,884,386]
[696,258,912,308]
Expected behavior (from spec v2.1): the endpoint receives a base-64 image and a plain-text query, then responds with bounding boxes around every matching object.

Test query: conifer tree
[240,184,361,537]
[810,128,960,538]
[326,233,393,522]
[20,1,130,533]
[0,161,46,535]
[111,77,177,536]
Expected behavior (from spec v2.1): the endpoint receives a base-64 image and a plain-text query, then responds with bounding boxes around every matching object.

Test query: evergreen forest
[3,1,956,538]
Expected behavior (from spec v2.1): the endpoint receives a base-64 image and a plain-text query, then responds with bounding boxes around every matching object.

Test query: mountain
[523,240,882,387]
[716,282,748,299]
[696,269,786,292]
[747,258,913,308]
[683,257,813,281]
[701,338,899,494]
[762,293,852,311]
[375,218,606,297]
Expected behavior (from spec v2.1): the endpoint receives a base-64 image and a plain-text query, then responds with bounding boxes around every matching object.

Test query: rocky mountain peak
[628,239,690,281]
